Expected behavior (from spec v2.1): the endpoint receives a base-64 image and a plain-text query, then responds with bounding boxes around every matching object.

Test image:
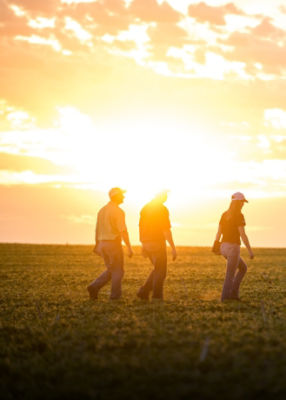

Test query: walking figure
[137,191,177,300]
[213,192,254,301]
[87,187,133,300]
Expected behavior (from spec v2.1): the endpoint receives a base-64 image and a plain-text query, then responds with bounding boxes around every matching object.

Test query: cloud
[0,0,14,22]
[0,152,73,174]
[213,16,286,77]
[0,3,34,37]
[1,0,285,82]
[64,214,95,225]
[264,108,286,129]
[129,0,181,23]
[7,0,61,15]
[188,2,244,26]
[218,30,286,75]
[147,22,188,60]
[60,0,130,35]
[251,17,286,40]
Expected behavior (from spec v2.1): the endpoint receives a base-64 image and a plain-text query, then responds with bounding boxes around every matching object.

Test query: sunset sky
[1,0,286,247]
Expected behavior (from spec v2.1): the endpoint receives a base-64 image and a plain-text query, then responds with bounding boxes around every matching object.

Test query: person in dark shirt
[213,192,254,301]
[137,191,177,300]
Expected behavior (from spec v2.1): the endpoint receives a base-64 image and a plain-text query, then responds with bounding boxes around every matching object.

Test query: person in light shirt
[213,192,254,301]
[87,187,133,300]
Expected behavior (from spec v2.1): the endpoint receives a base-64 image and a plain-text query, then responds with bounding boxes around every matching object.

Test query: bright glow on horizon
[50,107,235,206]
[2,104,286,208]
[0,105,235,206]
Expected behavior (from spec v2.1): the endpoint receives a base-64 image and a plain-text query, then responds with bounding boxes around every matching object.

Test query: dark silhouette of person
[213,192,254,301]
[137,191,177,300]
[87,187,133,300]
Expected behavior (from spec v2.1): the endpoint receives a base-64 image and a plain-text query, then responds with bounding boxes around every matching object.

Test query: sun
[45,107,233,206]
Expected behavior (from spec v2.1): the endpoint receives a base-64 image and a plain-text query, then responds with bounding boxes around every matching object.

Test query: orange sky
[1,0,286,246]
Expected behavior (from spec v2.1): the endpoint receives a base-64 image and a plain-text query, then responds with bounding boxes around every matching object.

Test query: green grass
[1,244,286,399]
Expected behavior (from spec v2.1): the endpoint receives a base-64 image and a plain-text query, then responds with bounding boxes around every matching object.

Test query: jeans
[220,242,247,301]
[139,241,167,299]
[89,239,124,299]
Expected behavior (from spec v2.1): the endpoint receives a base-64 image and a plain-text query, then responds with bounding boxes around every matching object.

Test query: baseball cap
[108,187,126,198]
[231,192,248,202]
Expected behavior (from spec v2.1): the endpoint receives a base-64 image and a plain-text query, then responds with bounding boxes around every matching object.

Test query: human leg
[152,247,167,299]
[220,243,240,301]
[231,257,247,299]
[104,241,124,300]
[87,242,113,299]
[87,270,111,299]
[110,266,124,299]
[137,270,154,299]
[137,242,157,300]
[137,241,167,300]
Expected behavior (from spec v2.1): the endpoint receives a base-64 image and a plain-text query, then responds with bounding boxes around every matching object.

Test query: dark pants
[139,241,167,299]
[89,239,124,299]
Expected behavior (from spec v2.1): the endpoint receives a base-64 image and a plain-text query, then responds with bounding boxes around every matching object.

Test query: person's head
[153,190,168,204]
[108,187,126,205]
[227,192,248,216]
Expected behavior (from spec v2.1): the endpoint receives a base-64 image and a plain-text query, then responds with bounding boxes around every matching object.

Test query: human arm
[238,226,254,259]
[163,229,177,261]
[212,224,222,254]
[116,209,133,257]
[215,224,222,242]
[121,230,133,258]
[93,218,101,255]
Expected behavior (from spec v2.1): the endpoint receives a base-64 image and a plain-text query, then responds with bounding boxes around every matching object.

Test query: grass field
[1,244,286,400]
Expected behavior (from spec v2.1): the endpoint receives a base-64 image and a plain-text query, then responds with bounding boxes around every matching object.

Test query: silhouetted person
[213,192,254,301]
[137,191,177,300]
[87,187,133,300]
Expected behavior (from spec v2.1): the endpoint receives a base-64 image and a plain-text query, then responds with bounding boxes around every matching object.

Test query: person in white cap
[213,192,254,301]
[137,190,177,300]
[87,187,133,300]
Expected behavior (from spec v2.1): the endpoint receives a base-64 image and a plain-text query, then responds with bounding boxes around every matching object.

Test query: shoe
[87,285,98,300]
[137,288,149,301]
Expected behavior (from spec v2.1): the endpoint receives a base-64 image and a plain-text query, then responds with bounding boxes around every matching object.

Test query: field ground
[1,244,286,400]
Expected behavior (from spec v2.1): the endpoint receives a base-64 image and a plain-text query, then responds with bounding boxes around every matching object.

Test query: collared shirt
[139,201,171,243]
[96,201,127,241]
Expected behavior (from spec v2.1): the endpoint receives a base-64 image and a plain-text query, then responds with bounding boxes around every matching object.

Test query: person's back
[97,201,125,241]
[137,191,176,300]
[139,201,170,244]
[220,211,245,245]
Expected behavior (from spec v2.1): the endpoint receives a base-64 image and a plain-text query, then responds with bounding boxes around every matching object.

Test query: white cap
[108,187,126,198]
[231,192,248,202]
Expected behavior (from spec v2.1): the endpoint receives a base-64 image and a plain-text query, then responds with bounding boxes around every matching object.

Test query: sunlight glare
[52,108,233,207]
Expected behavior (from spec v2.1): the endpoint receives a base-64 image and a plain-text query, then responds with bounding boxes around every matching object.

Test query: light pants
[89,240,124,299]
[220,242,247,301]
[139,241,167,299]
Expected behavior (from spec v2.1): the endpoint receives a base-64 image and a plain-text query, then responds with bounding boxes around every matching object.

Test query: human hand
[127,247,133,258]
[93,244,101,256]
[249,251,254,259]
[172,248,177,261]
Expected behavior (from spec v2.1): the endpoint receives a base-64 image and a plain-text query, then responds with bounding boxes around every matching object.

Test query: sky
[1,0,286,247]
